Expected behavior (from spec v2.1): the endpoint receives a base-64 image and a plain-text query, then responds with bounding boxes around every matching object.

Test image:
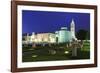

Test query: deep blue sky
[22,10,90,34]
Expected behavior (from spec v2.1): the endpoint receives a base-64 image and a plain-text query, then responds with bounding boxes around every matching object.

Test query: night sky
[22,10,90,34]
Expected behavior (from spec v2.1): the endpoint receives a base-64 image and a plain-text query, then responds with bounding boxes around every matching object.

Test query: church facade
[22,19,77,44]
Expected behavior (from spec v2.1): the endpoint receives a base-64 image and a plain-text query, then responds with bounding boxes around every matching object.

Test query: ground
[22,41,90,62]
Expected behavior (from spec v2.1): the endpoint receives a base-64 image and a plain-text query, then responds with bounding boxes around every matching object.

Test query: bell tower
[70,19,77,40]
[70,19,75,33]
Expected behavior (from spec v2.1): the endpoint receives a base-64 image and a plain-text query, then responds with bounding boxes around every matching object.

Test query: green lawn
[22,41,90,62]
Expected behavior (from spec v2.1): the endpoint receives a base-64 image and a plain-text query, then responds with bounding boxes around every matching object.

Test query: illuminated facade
[30,33,56,43]
[22,19,77,44]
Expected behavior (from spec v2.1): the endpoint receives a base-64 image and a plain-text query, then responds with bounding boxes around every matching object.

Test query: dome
[61,27,67,30]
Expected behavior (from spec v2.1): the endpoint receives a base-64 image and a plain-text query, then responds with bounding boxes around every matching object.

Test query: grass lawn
[22,41,90,62]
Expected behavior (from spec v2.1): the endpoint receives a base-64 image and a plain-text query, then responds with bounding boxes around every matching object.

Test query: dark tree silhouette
[76,29,90,40]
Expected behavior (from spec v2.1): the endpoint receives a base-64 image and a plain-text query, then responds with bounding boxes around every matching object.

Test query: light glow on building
[22,19,77,44]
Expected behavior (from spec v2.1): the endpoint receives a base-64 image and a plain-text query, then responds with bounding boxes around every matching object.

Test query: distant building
[22,19,77,44]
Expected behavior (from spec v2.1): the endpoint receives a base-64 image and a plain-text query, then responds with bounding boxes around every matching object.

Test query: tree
[76,29,90,40]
